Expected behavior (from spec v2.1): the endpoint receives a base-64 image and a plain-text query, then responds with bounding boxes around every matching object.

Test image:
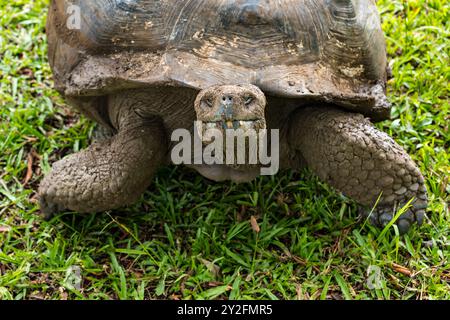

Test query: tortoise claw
[39,196,56,220]
[361,199,427,234]
[38,195,66,220]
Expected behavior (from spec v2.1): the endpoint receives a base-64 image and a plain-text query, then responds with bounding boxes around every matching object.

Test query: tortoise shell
[46,0,390,121]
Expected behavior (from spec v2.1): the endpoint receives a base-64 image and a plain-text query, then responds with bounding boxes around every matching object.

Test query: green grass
[0,0,449,300]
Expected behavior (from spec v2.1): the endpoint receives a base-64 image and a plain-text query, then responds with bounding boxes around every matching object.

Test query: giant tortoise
[40,0,428,233]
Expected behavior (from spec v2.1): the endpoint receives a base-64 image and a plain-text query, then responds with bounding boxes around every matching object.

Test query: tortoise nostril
[222,95,233,103]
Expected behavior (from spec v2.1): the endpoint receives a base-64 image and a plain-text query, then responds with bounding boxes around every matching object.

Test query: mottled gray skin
[40,0,429,233]
[39,105,168,214]
[288,107,427,232]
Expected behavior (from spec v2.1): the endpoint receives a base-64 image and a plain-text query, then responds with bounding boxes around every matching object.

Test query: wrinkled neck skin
[107,85,291,183]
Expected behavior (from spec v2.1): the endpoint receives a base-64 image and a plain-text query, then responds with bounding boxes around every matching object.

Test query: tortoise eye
[244,96,254,106]
[203,98,214,108]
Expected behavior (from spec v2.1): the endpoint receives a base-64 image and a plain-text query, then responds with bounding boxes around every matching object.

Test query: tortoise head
[194,84,267,139]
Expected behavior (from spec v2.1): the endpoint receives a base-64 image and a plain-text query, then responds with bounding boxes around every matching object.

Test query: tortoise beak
[197,119,267,145]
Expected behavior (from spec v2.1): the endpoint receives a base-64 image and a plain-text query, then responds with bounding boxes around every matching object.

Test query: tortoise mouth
[194,118,267,168]
[204,120,261,130]
[197,119,266,144]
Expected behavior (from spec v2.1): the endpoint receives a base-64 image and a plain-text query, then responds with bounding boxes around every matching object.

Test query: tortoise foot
[361,198,427,234]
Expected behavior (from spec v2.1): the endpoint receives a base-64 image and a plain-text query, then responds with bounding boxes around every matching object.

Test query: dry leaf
[440,175,449,196]
[23,152,34,186]
[59,287,68,300]
[207,281,224,288]
[0,226,12,233]
[250,215,260,233]
[31,149,42,160]
[199,258,221,277]
[24,136,38,143]
[392,263,412,277]
[291,255,308,266]
[296,284,304,300]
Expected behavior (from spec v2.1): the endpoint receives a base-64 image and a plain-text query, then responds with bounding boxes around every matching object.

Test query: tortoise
[40,0,428,233]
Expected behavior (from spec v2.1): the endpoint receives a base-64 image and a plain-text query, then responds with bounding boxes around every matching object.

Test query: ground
[0,0,449,300]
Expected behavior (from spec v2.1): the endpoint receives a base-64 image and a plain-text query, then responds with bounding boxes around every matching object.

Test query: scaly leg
[288,106,428,233]
[39,113,167,217]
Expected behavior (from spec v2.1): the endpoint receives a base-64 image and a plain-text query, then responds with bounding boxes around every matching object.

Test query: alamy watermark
[366,265,384,290]
[66,4,81,30]
[64,265,82,291]
[171,121,280,176]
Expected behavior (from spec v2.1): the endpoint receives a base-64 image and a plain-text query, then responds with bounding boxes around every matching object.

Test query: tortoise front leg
[288,106,428,234]
[38,113,167,217]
